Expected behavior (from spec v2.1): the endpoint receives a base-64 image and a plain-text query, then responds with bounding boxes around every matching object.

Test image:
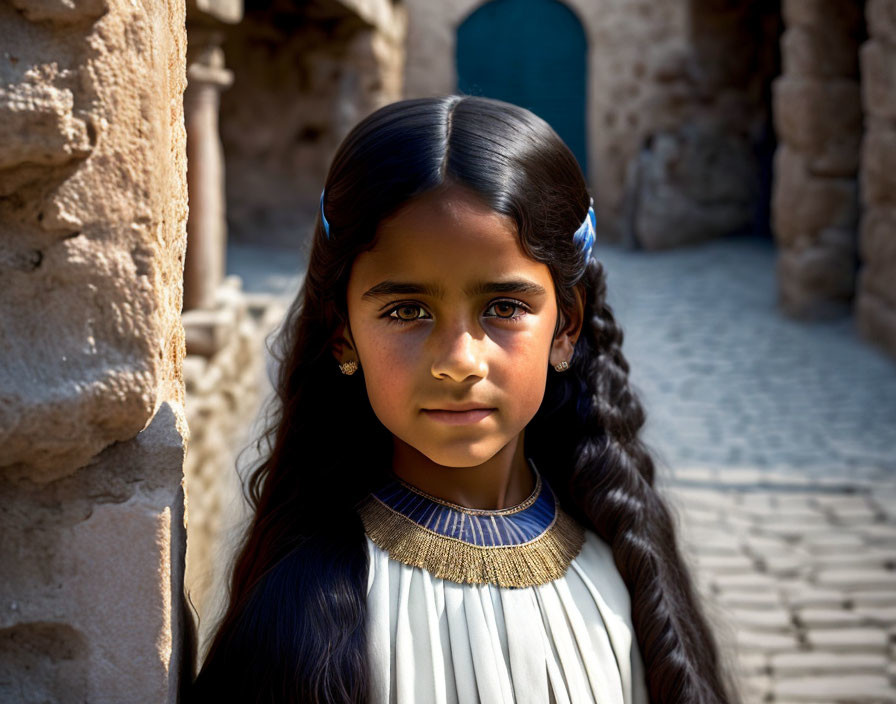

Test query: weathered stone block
[632,123,756,250]
[182,305,237,358]
[783,0,864,34]
[805,133,861,178]
[856,288,896,358]
[867,0,896,44]
[858,208,896,307]
[0,0,188,483]
[781,25,859,79]
[861,40,896,120]
[187,0,241,24]
[8,0,106,22]
[773,78,862,156]
[0,402,187,704]
[776,244,856,318]
[861,126,896,206]
[772,146,859,246]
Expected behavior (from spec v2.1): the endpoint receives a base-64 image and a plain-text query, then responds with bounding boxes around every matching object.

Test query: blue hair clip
[572,198,596,259]
[320,189,331,238]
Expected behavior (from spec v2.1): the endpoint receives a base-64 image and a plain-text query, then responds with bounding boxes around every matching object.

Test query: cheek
[493,331,551,413]
[356,328,419,416]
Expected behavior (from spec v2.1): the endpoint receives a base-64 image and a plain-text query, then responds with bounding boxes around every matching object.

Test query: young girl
[187,96,737,704]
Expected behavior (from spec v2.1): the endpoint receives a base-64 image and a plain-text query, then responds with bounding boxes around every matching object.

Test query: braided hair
[187,95,739,703]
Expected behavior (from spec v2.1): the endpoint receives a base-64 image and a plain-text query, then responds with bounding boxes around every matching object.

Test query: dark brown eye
[486,300,527,319]
[493,302,517,318]
[391,305,423,321]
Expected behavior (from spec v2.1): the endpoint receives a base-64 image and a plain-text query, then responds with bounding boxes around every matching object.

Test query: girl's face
[339,185,580,468]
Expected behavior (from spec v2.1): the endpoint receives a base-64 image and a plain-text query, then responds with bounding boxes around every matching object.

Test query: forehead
[348,187,552,291]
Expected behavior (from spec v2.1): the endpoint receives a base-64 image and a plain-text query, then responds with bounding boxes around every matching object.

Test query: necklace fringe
[358,494,585,588]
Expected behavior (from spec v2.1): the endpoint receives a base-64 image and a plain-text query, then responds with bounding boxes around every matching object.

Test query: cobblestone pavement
[666,479,896,703]
[229,235,896,702]
[598,234,896,483]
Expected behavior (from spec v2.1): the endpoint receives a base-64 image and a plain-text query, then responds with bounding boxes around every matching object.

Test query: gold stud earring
[339,360,359,375]
[553,360,569,372]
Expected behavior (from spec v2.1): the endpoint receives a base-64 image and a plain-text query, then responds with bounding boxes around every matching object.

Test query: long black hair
[187,96,739,703]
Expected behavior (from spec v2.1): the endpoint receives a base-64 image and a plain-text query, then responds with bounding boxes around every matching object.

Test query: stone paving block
[762,555,813,578]
[757,519,832,541]
[850,590,896,608]
[736,651,770,675]
[667,467,720,484]
[677,506,726,527]
[678,529,745,555]
[860,524,896,543]
[795,607,868,629]
[771,505,830,522]
[813,494,877,511]
[734,629,801,653]
[811,549,896,569]
[805,627,889,652]
[770,651,889,676]
[830,508,885,525]
[737,492,775,511]
[740,674,773,702]
[814,568,896,591]
[716,589,787,610]
[726,515,765,534]
[692,553,757,573]
[783,587,849,610]
[802,532,867,553]
[717,468,769,485]
[712,571,781,591]
[727,607,794,632]
[776,493,824,509]
[773,674,895,702]
[854,607,896,626]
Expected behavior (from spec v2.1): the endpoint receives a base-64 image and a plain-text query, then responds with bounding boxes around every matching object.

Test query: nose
[430,323,487,382]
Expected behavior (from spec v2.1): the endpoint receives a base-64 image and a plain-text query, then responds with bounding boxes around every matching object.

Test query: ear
[549,286,585,369]
[331,322,359,365]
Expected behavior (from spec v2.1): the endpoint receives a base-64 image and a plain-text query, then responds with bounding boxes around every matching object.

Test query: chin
[418,441,504,468]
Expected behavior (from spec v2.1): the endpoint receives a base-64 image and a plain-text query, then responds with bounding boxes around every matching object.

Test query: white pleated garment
[365,527,649,704]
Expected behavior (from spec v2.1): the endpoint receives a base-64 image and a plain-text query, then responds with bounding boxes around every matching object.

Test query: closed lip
[422,404,495,412]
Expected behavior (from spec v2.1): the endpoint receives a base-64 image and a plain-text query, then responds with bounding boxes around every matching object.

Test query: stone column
[772,0,864,318]
[183,31,234,312]
[0,0,189,700]
[856,0,896,358]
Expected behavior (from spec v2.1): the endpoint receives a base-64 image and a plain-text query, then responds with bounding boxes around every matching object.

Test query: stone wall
[616,0,780,249]
[857,0,896,356]
[772,0,865,318]
[0,0,189,699]
[181,278,286,657]
[219,0,406,248]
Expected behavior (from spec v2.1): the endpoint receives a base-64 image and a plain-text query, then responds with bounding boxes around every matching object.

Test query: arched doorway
[456,0,588,173]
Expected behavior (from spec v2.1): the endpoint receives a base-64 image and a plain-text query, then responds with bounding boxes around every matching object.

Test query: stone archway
[456,0,588,172]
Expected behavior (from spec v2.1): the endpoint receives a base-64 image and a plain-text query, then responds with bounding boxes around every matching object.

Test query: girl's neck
[390,432,535,510]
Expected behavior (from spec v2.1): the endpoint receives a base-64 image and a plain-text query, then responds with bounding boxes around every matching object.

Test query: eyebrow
[361,279,548,300]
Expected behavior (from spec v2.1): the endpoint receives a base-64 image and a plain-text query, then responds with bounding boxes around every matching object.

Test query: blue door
[456,0,588,173]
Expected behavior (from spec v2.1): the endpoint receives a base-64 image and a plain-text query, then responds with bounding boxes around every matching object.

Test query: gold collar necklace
[357,460,585,588]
